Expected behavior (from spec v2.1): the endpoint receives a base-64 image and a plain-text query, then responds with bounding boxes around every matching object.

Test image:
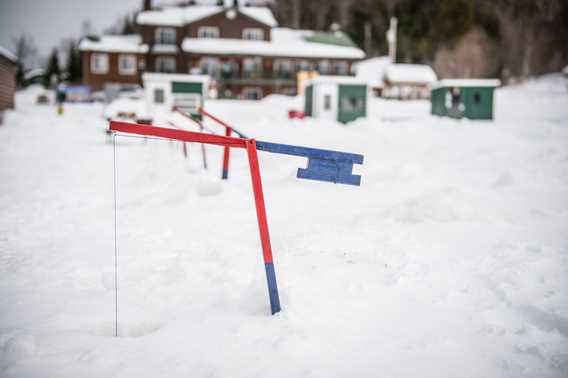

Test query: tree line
[11,0,568,87]
[270,0,568,79]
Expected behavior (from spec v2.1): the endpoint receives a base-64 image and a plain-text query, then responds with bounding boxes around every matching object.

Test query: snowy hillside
[1,75,567,377]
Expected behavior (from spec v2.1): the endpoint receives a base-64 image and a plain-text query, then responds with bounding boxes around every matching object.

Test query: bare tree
[11,34,38,69]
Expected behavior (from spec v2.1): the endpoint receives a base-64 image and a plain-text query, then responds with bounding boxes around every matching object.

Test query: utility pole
[364,22,372,55]
[387,17,397,63]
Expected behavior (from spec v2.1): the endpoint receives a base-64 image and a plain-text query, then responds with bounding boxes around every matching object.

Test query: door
[172,82,203,119]
[315,83,337,120]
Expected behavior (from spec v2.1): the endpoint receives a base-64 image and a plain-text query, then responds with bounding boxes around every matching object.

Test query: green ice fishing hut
[305,76,368,124]
[143,73,209,120]
[431,79,500,120]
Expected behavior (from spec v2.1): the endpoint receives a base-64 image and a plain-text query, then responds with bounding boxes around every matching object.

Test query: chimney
[143,0,152,11]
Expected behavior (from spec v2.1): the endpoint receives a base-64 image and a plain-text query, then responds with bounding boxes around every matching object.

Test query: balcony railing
[205,71,297,85]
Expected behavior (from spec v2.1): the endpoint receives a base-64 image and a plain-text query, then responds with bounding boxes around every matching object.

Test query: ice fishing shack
[143,73,209,120]
[430,79,500,120]
[304,76,368,124]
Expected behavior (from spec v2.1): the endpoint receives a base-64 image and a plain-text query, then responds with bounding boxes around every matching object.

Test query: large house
[79,1,365,99]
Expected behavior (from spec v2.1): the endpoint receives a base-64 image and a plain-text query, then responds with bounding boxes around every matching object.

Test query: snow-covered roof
[23,68,45,80]
[137,5,278,27]
[384,64,437,84]
[79,35,148,53]
[307,76,368,86]
[182,28,365,59]
[432,79,501,88]
[143,72,210,84]
[353,56,391,88]
[0,45,17,63]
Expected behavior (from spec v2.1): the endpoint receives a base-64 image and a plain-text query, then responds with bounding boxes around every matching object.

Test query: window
[296,60,311,72]
[90,53,109,74]
[333,61,349,75]
[324,94,332,110]
[118,54,137,75]
[318,59,330,74]
[243,87,263,100]
[473,91,481,105]
[273,59,292,78]
[221,60,239,79]
[155,27,176,44]
[243,57,263,78]
[154,89,165,104]
[198,26,220,39]
[451,87,461,107]
[243,28,264,40]
[199,57,221,77]
[155,56,176,73]
[341,96,364,112]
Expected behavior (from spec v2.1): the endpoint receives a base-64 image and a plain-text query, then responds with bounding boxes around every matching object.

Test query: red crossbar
[110,121,247,149]
[199,107,234,132]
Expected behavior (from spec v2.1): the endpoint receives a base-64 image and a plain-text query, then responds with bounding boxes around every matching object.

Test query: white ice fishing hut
[143,73,209,120]
[304,76,368,124]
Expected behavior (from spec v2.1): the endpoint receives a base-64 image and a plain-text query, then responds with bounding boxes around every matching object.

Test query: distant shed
[305,76,368,124]
[383,64,437,99]
[0,46,18,117]
[143,73,210,119]
[431,79,500,120]
[352,56,391,96]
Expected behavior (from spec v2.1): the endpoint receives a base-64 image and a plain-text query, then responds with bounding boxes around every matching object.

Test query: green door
[337,84,367,124]
[172,81,203,119]
[464,87,494,120]
[431,87,448,116]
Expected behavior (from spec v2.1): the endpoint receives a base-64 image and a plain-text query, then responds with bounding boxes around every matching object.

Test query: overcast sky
[0,0,154,65]
[0,0,268,66]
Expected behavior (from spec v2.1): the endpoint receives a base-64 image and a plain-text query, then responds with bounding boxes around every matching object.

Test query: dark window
[451,87,461,107]
[154,89,165,104]
[324,95,331,110]
[341,96,364,112]
[473,91,481,105]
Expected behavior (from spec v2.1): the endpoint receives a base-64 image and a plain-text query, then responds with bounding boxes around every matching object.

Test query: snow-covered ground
[1,75,567,377]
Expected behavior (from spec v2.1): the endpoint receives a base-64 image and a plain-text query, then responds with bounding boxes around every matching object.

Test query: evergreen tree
[65,40,82,83]
[44,48,60,88]
[121,14,136,35]
[11,34,38,87]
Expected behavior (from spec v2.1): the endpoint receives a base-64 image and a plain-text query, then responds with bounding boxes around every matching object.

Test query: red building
[0,46,17,123]
[79,2,365,99]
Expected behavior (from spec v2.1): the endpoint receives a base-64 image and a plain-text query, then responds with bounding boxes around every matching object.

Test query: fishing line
[112,133,118,337]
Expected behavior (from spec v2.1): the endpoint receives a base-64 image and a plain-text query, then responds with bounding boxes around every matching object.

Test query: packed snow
[78,35,148,54]
[0,45,17,63]
[384,64,438,84]
[433,79,502,88]
[182,28,365,59]
[136,5,278,28]
[353,56,392,88]
[1,75,567,378]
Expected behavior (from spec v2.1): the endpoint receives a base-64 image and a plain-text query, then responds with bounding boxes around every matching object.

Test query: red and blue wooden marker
[109,120,363,315]
[197,108,248,180]
[173,107,247,180]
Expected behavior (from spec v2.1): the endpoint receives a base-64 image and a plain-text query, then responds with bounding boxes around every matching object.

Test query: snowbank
[0,75,567,377]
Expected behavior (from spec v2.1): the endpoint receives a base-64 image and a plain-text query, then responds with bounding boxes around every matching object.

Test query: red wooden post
[222,127,232,179]
[245,139,281,315]
[109,121,281,315]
